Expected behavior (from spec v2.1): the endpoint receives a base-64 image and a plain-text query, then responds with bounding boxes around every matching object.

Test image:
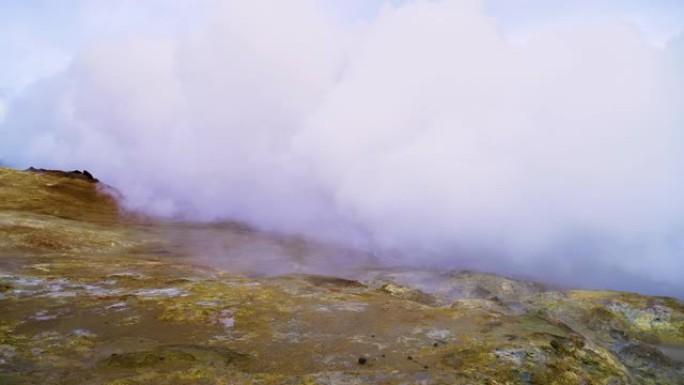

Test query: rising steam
[1,0,683,296]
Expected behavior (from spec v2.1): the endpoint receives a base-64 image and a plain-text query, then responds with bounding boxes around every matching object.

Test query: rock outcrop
[26,167,99,183]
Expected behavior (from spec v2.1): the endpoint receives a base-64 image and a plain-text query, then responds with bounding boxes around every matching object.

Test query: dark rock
[26,167,99,183]
[618,343,675,368]
[440,353,462,369]
[104,350,196,368]
[305,275,364,288]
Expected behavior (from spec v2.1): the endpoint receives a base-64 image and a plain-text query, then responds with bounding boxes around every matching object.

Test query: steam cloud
[2,0,683,296]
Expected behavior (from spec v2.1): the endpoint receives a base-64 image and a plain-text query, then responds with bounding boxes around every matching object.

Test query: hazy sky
[1,0,682,98]
[1,1,683,297]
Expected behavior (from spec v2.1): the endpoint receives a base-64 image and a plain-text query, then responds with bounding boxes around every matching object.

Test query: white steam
[0,99,6,123]
[1,0,683,296]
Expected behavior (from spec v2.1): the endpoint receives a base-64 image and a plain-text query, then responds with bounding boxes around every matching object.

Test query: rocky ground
[0,167,682,384]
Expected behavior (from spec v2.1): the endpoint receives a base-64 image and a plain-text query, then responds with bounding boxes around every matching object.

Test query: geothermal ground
[0,167,682,384]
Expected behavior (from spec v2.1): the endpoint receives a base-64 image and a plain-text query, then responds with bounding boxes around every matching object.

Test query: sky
[1,0,682,97]
[1,0,683,296]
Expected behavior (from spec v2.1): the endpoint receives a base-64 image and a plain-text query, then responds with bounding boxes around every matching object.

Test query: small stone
[358,357,367,365]
[407,356,413,360]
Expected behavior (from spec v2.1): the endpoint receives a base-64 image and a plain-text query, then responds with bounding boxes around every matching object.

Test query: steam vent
[0,166,683,384]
